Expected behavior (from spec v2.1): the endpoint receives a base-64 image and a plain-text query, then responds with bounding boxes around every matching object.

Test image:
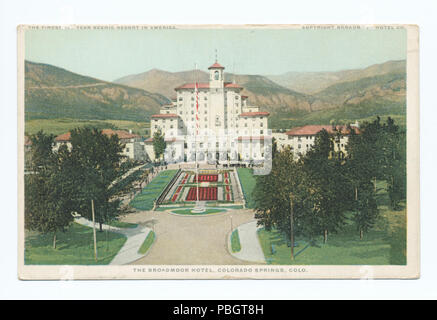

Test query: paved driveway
[121,209,258,265]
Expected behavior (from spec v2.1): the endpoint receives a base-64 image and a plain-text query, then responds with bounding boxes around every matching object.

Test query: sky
[25,26,407,82]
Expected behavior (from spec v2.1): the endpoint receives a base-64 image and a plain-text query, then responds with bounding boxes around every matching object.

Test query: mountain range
[25,61,169,121]
[25,59,406,129]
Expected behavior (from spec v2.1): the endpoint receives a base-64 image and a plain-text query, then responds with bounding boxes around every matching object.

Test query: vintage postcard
[17,24,419,280]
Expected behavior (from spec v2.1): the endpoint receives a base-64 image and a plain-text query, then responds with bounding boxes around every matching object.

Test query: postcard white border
[17,24,420,280]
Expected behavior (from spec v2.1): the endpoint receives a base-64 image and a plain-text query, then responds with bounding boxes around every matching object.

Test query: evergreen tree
[25,132,75,249]
[68,127,124,231]
[253,148,309,258]
[153,130,166,162]
[302,129,352,243]
[353,181,379,239]
[381,118,406,209]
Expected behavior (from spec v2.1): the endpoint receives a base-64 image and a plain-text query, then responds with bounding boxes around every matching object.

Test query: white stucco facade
[146,61,271,164]
[280,124,359,159]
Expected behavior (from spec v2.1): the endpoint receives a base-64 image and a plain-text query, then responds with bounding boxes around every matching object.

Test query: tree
[346,117,406,210]
[353,182,379,239]
[381,118,406,210]
[254,148,312,259]
[25,132,75,248]
[302,129,352,243]
[153,130,166,162]
[68,127,124,231]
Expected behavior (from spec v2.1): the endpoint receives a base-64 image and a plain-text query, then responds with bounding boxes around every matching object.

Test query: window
[298,144,301,149]
[235,96,239,100]
[245,123,248,127]
[191,111,194,114]
[178,97,183,101]
[260,130,264,134]
[191,97,194,101]
[214,71,219,80]
[260,123,264,127]
[204,97,207,101]
[126,148,129,152]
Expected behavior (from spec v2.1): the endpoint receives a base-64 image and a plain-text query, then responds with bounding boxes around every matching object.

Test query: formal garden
[129,169,179,210]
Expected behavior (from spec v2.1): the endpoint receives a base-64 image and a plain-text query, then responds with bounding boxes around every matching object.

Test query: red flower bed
[180,173,189,185]
[193,174,218,182]
[172,186,183,202]
[186,187,217,201]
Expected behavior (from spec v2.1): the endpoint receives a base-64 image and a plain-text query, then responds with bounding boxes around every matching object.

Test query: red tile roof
[55,129,139,142]
[151,113,179,119]
[175,82,243,90]
[208,62,225,69]
[55,132,72,142]
[175,82,210,90]
[285,125,360,136]
[239,112,270,117]
[224,82,243,89]
[101,129,139,140]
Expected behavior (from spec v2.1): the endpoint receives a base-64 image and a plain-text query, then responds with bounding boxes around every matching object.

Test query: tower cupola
[208,61,224,89]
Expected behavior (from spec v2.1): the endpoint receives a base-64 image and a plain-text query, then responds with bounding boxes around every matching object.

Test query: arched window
[214,71,219,80]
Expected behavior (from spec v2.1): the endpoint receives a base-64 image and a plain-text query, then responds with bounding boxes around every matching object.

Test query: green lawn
[130,170,178,210]
[257,180,406,265]
[237,168,257,208]
[258,226,390,265]
[171,208,225,215]
[107,220,138,229]
[138,231,155,254]
[231,229,242,253]
[25,118,150,137]
[25,223,127,265]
